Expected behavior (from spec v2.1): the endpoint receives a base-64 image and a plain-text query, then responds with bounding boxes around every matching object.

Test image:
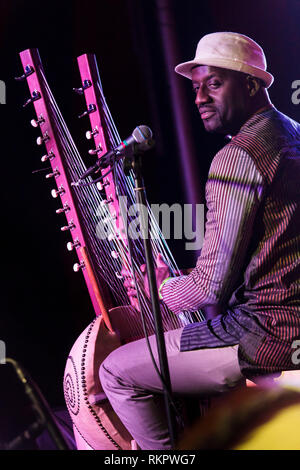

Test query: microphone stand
[123,152,177,449]
[5,358,70,450]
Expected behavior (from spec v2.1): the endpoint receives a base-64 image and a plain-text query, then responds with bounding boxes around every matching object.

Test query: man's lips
[200,109,215,120]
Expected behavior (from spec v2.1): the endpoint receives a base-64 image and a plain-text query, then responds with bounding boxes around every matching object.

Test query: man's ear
[246,75,262,97]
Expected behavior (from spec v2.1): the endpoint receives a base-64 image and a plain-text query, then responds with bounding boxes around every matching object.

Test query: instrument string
[39,67,204,332]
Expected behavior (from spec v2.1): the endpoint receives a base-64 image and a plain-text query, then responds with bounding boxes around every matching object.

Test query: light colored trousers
[99,327,244,450]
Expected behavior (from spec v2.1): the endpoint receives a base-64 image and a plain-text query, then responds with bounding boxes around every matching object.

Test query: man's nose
[195,86,211,106]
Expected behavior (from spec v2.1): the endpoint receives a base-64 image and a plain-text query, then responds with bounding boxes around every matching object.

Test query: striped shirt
[161,106,300,377]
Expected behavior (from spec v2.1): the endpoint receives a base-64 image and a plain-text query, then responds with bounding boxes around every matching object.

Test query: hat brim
[175,57,274,88]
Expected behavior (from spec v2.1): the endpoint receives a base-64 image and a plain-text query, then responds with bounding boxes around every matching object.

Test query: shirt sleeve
[161,145,264,315]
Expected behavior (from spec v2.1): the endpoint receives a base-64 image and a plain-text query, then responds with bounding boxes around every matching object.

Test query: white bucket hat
[175,32,274,88]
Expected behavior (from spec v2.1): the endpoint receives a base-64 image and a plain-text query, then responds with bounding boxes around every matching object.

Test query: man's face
[191,65,250,135]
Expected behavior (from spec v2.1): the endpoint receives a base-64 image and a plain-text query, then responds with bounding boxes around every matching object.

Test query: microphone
[79,125,154,180]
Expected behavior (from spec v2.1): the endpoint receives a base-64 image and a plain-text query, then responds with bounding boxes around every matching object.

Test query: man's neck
[234,102,274,135]
[253,103,274,116]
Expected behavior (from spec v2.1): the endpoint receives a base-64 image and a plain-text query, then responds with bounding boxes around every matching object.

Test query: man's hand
[122,254,172,303]
[140,253,172,298]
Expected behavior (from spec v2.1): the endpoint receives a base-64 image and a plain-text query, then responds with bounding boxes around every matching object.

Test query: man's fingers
[156,253,169,268]
[121,267,132,278]
[123,279,135,288]
[141,255,169,271]
[140,264,146,273]
[127,288,137,298]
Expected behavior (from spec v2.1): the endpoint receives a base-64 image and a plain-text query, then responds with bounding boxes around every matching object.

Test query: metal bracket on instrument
[23,90,41,108]
[14,64,34,81]
[31,115,45,127]
[78,103,96,119]
[73,79,92,95]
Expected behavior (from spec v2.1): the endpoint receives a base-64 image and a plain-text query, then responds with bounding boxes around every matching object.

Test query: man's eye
[193,87,199,94]
[208,81,221,89]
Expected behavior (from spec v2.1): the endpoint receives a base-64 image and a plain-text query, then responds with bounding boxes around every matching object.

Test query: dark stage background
[0,0,299,445]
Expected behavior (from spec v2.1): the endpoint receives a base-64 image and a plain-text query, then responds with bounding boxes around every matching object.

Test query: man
[100,32,300,450]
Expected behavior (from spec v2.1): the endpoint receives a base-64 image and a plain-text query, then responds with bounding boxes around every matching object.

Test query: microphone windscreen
[132,125,153,144]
